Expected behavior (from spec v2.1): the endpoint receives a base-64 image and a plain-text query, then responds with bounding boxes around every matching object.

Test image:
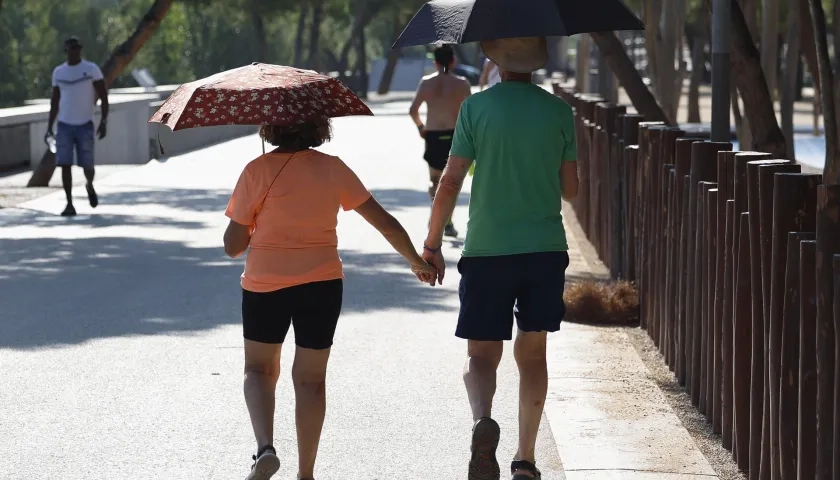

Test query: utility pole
[711,0,731,141]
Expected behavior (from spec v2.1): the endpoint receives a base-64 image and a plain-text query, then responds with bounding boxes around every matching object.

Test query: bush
[563,280,640,325]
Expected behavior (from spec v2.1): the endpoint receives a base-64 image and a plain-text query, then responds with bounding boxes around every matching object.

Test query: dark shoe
[468,417,500,480]
[444,223,459,238]
[245,445,279,480]
[61,204,77,217]
[510,460,541,480]
[86,183,98,208]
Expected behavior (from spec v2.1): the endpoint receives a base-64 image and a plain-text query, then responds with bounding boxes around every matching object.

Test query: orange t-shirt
[225,149,372,292]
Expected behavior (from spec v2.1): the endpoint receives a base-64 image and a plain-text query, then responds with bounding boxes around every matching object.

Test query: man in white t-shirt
[47,36,109,217]
[479,58,501,90]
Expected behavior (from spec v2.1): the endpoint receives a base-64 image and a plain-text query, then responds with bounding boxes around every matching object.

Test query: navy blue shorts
[456,252,570,341]
[56,121,95,170]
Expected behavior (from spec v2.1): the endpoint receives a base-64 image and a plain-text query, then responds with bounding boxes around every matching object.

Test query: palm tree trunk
[100,0,175,87]
[761,0,781,97]
[705,0,787,156]
[378,11,404,95]
[781,0,801,159]
[293,3,309,67]
[306,0,326,71]
[809,0,840,183]
[589,31,673,125]
[250,7,267,62]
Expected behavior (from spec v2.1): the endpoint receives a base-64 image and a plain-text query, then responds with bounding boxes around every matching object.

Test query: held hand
[97,121,107,140]
[422,248,445,286]
[411,260,437,286]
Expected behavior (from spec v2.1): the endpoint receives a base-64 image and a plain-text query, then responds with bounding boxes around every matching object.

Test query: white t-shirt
[485,59,501,88]
[52,60,104,125]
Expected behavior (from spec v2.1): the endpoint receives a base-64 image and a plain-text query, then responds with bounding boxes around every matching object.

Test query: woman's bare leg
[292,346,331,479]
[244,339,283,450]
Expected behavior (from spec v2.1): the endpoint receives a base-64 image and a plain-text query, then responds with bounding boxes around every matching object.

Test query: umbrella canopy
[149,63,373,132]
[393,0,645,48]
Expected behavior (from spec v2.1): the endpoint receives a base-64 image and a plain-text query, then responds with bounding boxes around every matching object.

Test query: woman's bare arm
[354,197,426,268]
[223,220,251,258]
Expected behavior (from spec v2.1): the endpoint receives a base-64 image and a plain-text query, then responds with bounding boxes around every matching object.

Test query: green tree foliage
[0,0,426,107]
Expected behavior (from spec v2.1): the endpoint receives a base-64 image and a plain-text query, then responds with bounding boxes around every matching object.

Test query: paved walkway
[0,113,718,479]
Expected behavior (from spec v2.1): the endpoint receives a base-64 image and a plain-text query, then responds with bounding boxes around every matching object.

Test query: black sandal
[510,460,541,480]
[468,417,501,480]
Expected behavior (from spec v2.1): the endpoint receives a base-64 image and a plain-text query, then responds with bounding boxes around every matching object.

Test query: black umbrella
[393,0,645,48]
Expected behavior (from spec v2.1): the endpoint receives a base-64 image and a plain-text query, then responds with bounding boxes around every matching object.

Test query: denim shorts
[456,251,570,341]
[56,121,95,169]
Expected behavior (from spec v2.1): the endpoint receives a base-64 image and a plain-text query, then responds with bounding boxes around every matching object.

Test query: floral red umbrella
[149,63,373,131]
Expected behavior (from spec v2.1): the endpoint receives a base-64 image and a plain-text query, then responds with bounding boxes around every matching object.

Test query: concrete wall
[0,85,256,172]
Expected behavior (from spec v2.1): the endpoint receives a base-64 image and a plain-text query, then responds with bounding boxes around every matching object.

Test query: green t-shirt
[450,82,577,257]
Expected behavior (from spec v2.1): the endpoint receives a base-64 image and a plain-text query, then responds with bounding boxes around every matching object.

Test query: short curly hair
[259,118,333,151]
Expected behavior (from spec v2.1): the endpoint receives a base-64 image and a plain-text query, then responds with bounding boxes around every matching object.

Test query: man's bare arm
[561,161,579,200]
[93,79,109,121]
[409,80,427,128]
[47,87,60,134]
[425,155,473,248]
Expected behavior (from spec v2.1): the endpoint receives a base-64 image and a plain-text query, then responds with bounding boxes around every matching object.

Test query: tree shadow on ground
[369,188,470,213]
[97,188,233,213]
[0,234,451,350]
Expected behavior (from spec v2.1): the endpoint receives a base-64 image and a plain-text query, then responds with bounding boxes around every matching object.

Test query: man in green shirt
[422,37,580,480]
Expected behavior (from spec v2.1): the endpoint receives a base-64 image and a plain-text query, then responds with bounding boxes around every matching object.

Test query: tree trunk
[800,0,821,94]
[688,31,704,123]
[761,0,781,97]
[741,0,759,39]
[808,0,840,182]
[576,35,590,93]
[293,3,309,67]
[250,6,267,62]
[306,0,326,71]
[337,1,386,73]
[705,0,787,156]
[100,0,175,87]
[589,31,673,125]
[30,0,173,187]
[356,24,368,98]
[378,11,404,95]
[781,0,801,159]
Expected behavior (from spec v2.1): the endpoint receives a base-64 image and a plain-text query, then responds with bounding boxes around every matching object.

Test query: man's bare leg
[464,340,503,419]
[512,330,549,478]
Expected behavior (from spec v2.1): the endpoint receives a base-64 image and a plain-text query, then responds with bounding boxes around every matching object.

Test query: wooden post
[734,211,753,472]
[657,128,685,353]
[834,255,840,480]
[637,122,665,330]
[612,112,635,280]
[778,232,817,480]
[715,151,738,439]
[757,162,801,480]
[665,166,678,369]
[675,138,706,384]
[644,126,667,342]
[621,115,644,282]
[705,187,719,423]
[722,199,737,448]
[696,181,718,412]
[731,152,772,468]
[766,173,820,480]
[815,185,840,480]
[686,141,732,400]
[626,144,640,283]
[798,240,818,480]
[746,159,791,480]
[679,175,692,385]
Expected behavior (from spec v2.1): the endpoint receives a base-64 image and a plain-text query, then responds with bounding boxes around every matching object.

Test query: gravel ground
[627,327,748,480]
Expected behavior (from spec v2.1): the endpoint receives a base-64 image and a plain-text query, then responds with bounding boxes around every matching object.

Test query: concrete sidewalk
[0,116,721,479]
[546,208,719,479]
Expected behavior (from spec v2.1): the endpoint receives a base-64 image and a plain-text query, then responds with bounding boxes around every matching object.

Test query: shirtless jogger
[410,45,472,238]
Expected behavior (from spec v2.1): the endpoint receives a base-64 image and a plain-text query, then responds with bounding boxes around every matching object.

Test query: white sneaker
[245,447,280,480]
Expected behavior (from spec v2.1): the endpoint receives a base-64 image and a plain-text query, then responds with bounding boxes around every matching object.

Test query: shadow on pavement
[0,234,451,349]
[370,188,470,213]
[101,188,233,213]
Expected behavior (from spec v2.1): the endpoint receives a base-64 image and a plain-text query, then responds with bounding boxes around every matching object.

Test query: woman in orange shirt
[224,119,436,480]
